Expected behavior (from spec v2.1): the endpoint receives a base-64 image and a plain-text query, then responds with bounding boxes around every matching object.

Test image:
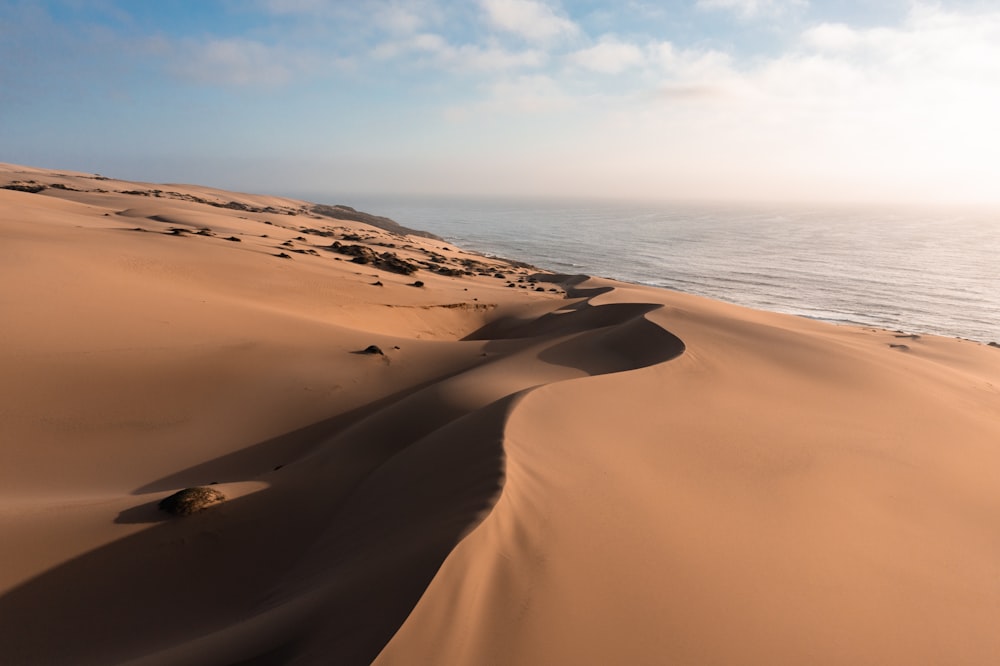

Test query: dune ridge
[2,164,999,665]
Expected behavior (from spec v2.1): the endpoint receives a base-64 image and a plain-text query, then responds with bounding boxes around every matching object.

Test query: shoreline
[336,193,998,345]
[3,163,1000,665]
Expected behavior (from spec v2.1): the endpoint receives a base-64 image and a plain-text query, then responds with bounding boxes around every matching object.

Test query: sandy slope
[1,164,999,665]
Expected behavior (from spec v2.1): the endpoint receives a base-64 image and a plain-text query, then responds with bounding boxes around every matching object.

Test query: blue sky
[2,0,999,204]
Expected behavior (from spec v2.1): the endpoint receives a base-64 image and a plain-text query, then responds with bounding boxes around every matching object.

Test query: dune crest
[2,164,998,665]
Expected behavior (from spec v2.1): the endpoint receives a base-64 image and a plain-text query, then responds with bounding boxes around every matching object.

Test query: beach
[2,163,999,665]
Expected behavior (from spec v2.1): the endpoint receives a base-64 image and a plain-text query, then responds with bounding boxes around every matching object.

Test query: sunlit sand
[2,163,999,665]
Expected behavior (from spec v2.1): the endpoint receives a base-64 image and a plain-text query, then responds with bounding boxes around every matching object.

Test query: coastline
[2,163,1000,665]
[335,193,1000,344]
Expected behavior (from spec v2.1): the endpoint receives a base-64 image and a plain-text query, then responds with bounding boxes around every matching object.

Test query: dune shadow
[132,409,360,494]
[114,499,171,525]
[538,312,685,375]
[0,407,509,666]
[132,362,486,495]
[270,394,515,664]
[0,367,512,665]
[465,300,661,342]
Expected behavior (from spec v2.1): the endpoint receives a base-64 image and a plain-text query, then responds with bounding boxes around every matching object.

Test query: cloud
[480,0,579,41]
[375,5,426,34]
[170,38,326,86]
[612,3,1000,202]
[255,0,334,15]
[253,0,441,31]
[373,33,546,71]
[650,42,740,91]
[568,37,645,73]
[800,23,861,51]
[653,84,724,101]
[423,3,1000,202]
[695,0,806,18]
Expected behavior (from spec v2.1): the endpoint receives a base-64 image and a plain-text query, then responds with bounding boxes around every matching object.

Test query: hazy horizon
[3,1,999,207]
[292,188,1000,214]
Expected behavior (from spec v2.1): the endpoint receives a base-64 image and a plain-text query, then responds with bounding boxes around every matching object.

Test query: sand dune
[2,164,999,665]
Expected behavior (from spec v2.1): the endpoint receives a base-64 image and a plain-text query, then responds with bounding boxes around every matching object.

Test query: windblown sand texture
[2,163,999,665]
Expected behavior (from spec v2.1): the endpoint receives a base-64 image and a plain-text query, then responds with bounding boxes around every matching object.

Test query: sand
[1,163,999,665]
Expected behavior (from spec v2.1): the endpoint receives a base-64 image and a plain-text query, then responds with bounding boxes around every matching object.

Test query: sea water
[320,195,1000,344]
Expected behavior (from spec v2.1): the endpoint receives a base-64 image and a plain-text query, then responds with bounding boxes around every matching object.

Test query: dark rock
[276,252,292,259]
[411,281,425,288]
[988,342,1000,348]
[225,236,241,242]
[2,181,46,193]
[327,242,418,275]
[362,345,384,355]
[158,487,226,516]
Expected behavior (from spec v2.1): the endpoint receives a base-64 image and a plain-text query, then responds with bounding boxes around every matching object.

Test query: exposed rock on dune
[158,487,226,516]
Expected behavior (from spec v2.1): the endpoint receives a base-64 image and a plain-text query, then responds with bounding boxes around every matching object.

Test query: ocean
[323,195,1000,344]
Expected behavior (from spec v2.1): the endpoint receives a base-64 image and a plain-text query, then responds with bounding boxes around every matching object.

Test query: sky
[2,0,999,205]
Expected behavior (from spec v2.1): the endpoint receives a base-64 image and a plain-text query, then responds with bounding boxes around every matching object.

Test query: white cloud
[375,5,426,34]
[652,42,736,81]
[427,3,1000,203]
[605,3,1000,203]
[172,39,300,86]
[696,0,806,18]
[801,23,861,51]
[254,0,442,30]
[373,33,546,71]
[568,37,645,74]
[455,44,548,70]
[480,0,579,41]
[256,0,334,15]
